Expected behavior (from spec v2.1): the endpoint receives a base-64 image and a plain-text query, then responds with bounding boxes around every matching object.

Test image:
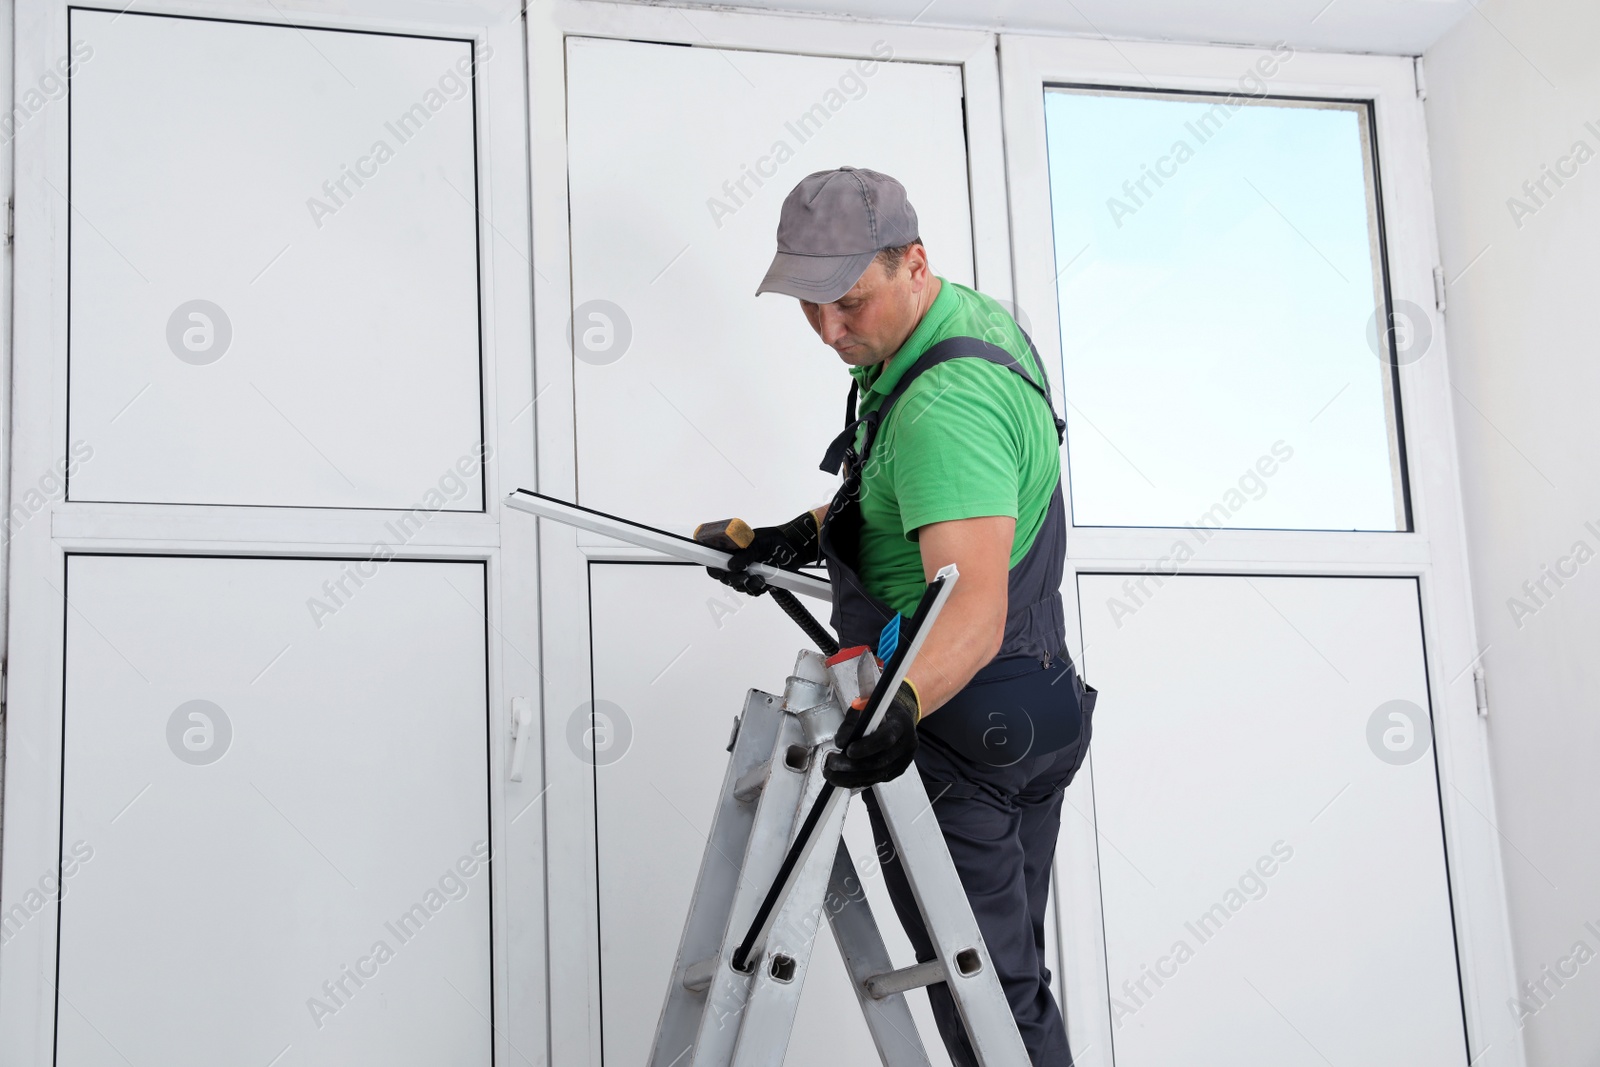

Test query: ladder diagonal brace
[732,565,959,971]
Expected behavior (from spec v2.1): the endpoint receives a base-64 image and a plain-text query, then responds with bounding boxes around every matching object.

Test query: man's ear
[907,243,931,285]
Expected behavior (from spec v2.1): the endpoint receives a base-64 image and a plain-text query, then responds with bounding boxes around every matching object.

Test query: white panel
[67,10,483,509]
[1078,574,1466,1066]
[589,563,953,1067]
[58,555,491,1066]
[566,37,974,534]
[660,0,1473,56]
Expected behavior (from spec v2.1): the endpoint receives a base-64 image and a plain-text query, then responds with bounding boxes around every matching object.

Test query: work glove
[823,681,920,789]
[699,511,820,597]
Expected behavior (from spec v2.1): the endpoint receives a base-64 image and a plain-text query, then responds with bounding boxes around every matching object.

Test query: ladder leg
[824,841,934,1067]
[869,771,1032,1067]
[691,702,821,1066]
[728,736,854,1066]
[649,689,785,1067]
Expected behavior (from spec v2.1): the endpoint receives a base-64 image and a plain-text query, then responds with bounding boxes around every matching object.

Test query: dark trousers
[862,721,1090,1066]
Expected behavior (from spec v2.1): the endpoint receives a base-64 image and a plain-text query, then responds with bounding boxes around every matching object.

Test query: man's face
[799,246,933,367]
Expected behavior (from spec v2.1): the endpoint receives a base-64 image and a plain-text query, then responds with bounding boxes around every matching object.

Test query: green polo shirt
[847,278,1061,618]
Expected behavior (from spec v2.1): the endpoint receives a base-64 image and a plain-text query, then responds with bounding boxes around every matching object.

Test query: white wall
[1423,3,1600,1064]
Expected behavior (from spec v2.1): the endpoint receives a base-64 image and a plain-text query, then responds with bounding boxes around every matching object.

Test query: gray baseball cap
[756,167,920,302]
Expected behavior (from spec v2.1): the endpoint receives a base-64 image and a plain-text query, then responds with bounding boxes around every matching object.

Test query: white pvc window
[1003,35,1519,1067]
[1044,87,1410,531]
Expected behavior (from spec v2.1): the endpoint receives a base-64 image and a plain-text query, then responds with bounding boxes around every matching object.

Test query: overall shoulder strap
[818,333,1065,476]
[877,335,1067,444]
[819,380,865,475]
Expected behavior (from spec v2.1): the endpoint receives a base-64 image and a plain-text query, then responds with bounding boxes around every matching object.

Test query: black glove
[705,511,820,596]
[823,681,920,789]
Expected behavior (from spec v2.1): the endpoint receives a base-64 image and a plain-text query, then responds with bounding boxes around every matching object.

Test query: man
[707,166,1096,1065]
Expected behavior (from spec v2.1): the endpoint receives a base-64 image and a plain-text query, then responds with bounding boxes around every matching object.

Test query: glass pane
[1045,88,1409,531]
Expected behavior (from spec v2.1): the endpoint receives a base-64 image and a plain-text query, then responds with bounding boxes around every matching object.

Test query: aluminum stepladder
[649,566,1030,1067]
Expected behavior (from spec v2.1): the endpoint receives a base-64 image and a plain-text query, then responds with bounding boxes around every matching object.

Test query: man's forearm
[804,508,1010,711]
[904,580,1006,714]
[901,514,1014,717]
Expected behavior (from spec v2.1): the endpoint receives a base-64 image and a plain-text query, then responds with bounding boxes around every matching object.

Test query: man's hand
[823,681,920,789]
[699,511,821,596]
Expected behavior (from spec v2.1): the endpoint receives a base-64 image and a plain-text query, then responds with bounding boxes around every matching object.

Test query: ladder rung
[864,959,946,999]
[732,760,771,802]
[681,956,717,993]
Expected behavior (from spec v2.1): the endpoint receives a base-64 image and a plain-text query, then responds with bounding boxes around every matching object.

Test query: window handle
[509,696,535,782]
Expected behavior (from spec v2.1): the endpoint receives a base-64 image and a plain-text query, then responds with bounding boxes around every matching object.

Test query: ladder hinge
[1413,56,1427,99]
[1473,666,1489,717]
[1433,266,1447,313]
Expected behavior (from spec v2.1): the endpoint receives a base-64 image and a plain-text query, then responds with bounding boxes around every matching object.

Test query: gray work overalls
[816,333,1096,1066]
[817,333,1096,766]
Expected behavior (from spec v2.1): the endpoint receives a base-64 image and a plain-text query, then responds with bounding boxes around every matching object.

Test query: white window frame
[0,1,544,1062]
[524,3,1014,1061]
[998,34,1523,1067]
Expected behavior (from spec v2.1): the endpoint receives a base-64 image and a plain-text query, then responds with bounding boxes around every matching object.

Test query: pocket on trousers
[1061,680,1098,783]
[920,655,1083,769]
